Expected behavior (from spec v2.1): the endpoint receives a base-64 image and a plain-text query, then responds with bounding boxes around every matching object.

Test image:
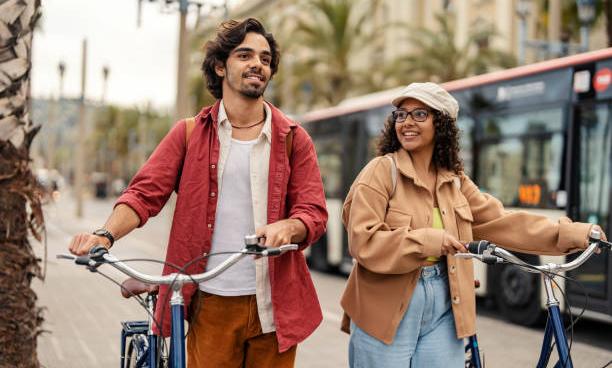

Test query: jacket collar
[392,148,457,190]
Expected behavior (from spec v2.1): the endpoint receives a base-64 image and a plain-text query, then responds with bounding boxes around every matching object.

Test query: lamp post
[137,0,227,121]
[577,0,596,52]
[516,0,531,65]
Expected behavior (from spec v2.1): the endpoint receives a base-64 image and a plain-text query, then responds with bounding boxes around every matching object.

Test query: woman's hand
[441,233,467,255]
[589,225,607,254]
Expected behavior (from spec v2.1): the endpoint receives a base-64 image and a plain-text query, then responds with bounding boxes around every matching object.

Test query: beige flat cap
[391,82,459,120]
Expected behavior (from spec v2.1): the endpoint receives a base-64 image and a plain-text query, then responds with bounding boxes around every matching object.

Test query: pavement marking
[49,335,65,361]
[68,318,98,365]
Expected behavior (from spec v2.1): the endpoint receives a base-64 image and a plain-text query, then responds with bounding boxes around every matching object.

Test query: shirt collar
[394,149,457,189]
[217,100,272,143]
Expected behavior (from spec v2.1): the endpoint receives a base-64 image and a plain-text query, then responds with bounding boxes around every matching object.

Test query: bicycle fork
[536,272,573,368]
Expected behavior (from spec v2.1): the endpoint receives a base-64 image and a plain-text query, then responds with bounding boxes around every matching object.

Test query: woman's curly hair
[377,109,464,174]
[202,18,280,99]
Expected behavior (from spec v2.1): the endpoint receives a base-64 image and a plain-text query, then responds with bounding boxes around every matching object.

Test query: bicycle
[57,234,298,368]
[457,229,611,368]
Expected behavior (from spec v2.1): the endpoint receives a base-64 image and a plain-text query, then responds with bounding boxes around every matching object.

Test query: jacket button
[210,192,216,197]
[452,296,460,304]
[207,223,212,228]
[211,164,216,169]
[449,265,456,274]
[442,209,446,215]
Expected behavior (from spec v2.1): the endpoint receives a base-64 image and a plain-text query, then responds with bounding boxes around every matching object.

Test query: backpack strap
[384,153,397,197]
[185,116,196,146]
[285,128,294,161]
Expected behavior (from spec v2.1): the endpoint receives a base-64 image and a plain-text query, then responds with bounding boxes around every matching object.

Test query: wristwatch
[92,228,115,247]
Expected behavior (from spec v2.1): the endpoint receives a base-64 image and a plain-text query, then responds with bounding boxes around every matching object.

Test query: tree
[0,0,44,367]
[395,14,516,84]
[285,0,383,107]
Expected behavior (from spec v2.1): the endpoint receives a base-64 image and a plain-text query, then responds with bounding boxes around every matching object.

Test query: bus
[300,48,612,326]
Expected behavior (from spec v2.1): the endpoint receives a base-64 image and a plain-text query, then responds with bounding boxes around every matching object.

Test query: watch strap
[93,228,115,247]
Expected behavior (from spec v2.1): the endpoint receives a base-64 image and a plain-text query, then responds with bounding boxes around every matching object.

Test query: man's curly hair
[377,109,464,174]
[202,18,280,99]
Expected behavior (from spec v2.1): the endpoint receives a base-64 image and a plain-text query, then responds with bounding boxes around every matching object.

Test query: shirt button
[210,192,216,197]
[211,164,216,169]
[207,223,212,228]
[452,296,460,304]
[442,209,446,215]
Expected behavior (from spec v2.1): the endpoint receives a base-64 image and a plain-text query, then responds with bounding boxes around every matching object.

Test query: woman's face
[394,98,435,154]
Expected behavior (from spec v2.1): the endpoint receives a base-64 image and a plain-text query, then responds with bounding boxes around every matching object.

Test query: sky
[32,0,235,110]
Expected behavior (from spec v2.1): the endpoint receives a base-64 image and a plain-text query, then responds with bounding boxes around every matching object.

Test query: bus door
[568,60,612,321]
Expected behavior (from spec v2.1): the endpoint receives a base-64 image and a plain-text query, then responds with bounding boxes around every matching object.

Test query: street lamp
[577,0,596,52]
[58,61,66,98]
[137,0,228,120]
[516,0,531,65]
[101,65,110,104]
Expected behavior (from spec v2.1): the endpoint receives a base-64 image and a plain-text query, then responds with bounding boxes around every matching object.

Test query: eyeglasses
[392,108,431,123]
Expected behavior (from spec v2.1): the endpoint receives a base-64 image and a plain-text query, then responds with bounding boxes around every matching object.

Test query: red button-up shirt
[116,101,328,352]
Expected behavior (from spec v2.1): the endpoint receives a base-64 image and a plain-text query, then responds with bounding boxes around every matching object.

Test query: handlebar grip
[467,240,491,255]
[89,245,109,262]
[75,256,91,265]
[264,248,282,256]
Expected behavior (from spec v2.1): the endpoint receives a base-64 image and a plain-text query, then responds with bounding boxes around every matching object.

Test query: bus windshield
[476,107,565,209]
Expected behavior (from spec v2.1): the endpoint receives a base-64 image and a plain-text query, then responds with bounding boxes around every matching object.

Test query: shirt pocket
[384,208,413,230]
[454,203,474,241]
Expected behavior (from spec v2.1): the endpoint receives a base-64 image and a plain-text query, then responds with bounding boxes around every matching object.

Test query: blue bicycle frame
[466,276,573,368]
[120,286,186,368]
[536,278,572,368]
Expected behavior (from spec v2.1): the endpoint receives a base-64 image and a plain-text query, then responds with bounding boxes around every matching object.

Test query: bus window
[477,108,565,208]
[573,102,611,300]
[365,107,390,160]
[457,116,474,177]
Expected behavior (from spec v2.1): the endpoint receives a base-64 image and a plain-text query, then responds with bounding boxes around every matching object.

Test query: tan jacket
[340,149,591,343]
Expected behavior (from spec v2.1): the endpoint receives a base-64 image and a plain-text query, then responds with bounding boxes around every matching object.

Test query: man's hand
[69,233,111,256]
[440,232,467,256]
[255,219,306,247]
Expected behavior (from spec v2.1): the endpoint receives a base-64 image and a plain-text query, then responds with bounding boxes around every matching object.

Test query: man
[69,18,327,367]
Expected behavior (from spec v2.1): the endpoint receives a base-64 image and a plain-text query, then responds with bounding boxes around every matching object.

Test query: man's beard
[239,80,268,99]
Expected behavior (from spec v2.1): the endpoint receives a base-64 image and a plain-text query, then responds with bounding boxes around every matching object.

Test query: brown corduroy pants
[187,291,297,368]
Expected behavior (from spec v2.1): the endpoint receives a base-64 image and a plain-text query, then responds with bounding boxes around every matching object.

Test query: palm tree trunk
[0,0,44,367]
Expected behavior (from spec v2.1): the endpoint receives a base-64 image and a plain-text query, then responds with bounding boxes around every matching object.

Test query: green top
[425,208,444,263]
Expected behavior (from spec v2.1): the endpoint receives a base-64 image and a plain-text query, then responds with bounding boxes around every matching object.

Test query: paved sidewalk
[33,194,611,367]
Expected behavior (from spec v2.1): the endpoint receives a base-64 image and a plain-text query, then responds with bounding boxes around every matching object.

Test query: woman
[340,82,604,367]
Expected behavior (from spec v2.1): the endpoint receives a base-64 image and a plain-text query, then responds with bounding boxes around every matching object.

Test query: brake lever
[597,239,612,251]
[56,254,76,261]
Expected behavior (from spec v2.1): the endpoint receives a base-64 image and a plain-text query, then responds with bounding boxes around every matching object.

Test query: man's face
[216,32,273,99]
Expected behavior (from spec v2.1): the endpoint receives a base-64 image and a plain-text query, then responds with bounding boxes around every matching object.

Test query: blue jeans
[348,263,464,368]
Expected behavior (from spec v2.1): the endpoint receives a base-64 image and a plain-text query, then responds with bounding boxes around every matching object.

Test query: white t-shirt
[199,138,257,295]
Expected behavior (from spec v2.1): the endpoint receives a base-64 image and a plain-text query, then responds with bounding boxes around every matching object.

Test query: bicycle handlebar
[57,235,299,287]
[455,229,611,273]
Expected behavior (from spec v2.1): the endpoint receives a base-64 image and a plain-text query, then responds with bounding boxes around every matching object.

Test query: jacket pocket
[454,203,473,241]
[385,208,413,230]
